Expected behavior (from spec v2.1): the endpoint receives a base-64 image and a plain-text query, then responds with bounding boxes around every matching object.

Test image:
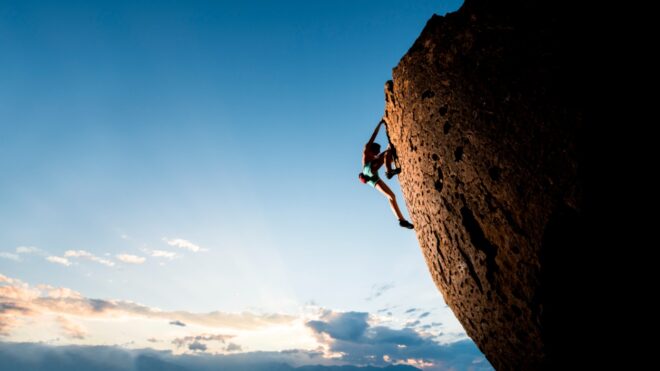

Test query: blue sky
[0,1,491,370]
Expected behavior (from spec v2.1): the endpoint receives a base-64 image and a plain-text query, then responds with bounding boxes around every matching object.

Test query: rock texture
[383,1,591,369]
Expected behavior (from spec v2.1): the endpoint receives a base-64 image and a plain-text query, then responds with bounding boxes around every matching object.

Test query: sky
[0,0,491,369]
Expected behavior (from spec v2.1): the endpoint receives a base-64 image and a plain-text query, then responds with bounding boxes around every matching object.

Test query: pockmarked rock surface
[382,1,590,369]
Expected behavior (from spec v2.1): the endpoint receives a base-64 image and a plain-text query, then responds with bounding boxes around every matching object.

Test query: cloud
[46,256,71,266]
[366,283,395,301]
[169,320,186,327]
[37,285,84,300]
[418,312,430,319]
[279,348,325,360]
[306,311,490,370]
[56,316,87,339]
[171,334,246,355]
[406,320,421,327]
[13,247,109,268]
[0,253,20,262]
[0,274,296,337]
[0,274,490,370]
[0,302,33,335]
[151,250,177,259]
[163,238,203,252]
[25,249,114,268]
[405,308,419,314]
[188,341,207,352]
[172,334,234,347]
[116,254,146,264]
[172,334,234,353]
[420,323,443,330]
[0,316,19,336]
[226,343,242,352]
[64,250,115,267]
[15,246,44,255]
[307,312,369,341]
[64,250,92,258]
[0,274,16,284]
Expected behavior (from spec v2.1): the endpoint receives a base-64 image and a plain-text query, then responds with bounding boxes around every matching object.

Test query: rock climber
[359,118,415,229]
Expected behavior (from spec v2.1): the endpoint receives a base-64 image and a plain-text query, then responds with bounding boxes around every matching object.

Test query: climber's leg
[384,149,401,179]
[375,180,404,221]
[385,150,394,172]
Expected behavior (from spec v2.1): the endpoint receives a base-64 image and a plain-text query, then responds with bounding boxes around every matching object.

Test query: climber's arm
[366,119,386,146]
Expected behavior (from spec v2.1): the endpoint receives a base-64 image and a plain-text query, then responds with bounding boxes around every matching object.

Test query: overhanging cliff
[383,1,591,369]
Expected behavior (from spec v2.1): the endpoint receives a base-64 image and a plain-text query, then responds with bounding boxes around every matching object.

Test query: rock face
[383,1,590,369]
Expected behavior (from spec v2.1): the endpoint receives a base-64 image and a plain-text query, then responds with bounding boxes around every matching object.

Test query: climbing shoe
[386,168,401,179]
[399,219,414,229]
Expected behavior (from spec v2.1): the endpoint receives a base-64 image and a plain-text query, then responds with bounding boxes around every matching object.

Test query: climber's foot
[386,168,401,179]
[399,219,414,229]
